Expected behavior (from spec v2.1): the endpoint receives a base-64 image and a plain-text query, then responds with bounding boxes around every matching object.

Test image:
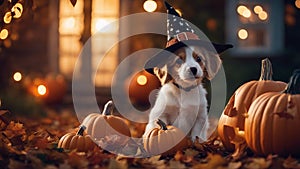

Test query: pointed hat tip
[164,1,172,9]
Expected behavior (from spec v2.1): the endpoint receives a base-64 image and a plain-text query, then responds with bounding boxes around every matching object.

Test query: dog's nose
[189,67,197,76]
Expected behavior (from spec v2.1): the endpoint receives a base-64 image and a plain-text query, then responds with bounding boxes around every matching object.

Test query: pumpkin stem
[102,100,114,115]
[77,125,86,136]
[259,58,273,81]
[157,119,168,130]
[285,69,300,94]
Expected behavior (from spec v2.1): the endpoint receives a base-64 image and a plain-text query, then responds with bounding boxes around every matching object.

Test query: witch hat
[144,1,233,75]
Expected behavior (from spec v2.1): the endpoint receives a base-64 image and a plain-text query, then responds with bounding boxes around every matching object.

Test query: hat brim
[144,40,233,74]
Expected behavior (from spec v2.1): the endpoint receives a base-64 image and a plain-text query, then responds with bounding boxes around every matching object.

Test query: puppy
[144,45,221,142]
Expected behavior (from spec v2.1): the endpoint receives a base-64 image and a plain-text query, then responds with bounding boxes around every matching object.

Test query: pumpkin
[81,100,131,144]
[57,126,95,152]
[28,74,67,104]
[143,119,190,156]
[245,70,300,157]
[218,58,287,151]
[128,70,160,108]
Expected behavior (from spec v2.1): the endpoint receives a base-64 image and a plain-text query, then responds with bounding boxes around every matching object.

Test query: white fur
[144,46,221,142]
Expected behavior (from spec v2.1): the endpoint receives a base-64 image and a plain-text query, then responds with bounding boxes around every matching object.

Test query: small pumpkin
[58,126,95,152]
[218,58,287,151]
[81,100,131,144]
[28,74,67,104]
[143,119,190,156]
[245,69,300,157]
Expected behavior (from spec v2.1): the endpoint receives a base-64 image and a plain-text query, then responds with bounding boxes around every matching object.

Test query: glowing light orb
[238,29,248,40]
[0,29,9,40]
[37,85,47,96]
[13,72,22,82]
[137,75,147,86]
[143,0,157,12]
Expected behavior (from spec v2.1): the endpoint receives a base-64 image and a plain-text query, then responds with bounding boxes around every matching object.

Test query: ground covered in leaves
[0,109,300,169]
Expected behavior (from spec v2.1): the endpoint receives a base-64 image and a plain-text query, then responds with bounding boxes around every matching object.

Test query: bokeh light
[143,0,157,12]
[13,72,22,82]
[0,29,9,40]
[137,75,147,86]
[238,29,248,40]
[37,85,47,96]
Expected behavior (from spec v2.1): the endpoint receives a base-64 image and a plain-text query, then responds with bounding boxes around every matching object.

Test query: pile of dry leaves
[0,109,300,169]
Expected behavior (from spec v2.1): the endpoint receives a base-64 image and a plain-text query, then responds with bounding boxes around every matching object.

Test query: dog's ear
[153,65,172,85]
[203,51,222,80]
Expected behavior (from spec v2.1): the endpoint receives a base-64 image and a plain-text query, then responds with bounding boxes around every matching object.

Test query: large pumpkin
[57,126,96,152]
[218,58,287,151]
[245,70,300,157]
[81,100,131,144]
[143,119,190,156]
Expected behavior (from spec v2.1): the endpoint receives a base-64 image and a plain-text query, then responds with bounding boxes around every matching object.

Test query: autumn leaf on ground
[3,121,26,141]
[108,158,128,169]
[244,156,273,169]
[0,109,10,129]
[283,156,300,169]
[193,153,227,169]
[67,151,89,169]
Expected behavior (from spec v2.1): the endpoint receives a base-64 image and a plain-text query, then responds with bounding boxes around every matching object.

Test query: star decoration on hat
[165,1,195,41]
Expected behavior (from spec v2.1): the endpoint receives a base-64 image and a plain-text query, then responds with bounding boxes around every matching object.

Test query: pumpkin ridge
[260,94,279,155]
[252,94,269,155]
[150,129,159,155]
[246,94,266,153]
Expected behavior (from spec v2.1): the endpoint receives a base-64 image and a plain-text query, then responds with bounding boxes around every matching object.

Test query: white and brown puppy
[144,45,221,142]
[143,1,232,142]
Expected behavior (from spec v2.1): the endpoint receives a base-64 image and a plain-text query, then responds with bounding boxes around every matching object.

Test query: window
[59,0,119,87]
[226,1,284,56]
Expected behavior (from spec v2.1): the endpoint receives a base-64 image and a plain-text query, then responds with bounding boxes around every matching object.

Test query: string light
[0,29,9,40]
[3,12,12,24]
[258,11,268,20]
[254,5,263,14]
[12,3,23,19]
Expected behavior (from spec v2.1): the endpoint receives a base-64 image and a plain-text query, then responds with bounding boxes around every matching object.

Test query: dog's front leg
[144,94,168,136]
[174,105,199,139]
[190,115,209,142]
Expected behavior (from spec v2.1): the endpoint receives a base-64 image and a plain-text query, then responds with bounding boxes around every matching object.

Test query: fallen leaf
[193,154,227,169]
[108,158,128,169]
[244,157,272,169]
[168,160,187,169]
[227,161,242,169]
[283,156,300,169]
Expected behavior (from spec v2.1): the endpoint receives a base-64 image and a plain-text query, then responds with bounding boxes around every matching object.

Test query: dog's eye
[175,58,183,64]
[195,56,202,62]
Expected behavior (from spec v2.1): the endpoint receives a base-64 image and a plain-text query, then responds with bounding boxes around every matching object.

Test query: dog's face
[154,46,221,87]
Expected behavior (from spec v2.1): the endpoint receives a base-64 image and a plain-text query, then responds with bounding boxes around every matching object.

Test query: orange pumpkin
[245,70,300,157]
[218,58,287,151]
[28,74,67,104]
[128,70,160,108]
[81,100,131,144]
[58,126,96,152]
[143,119,190,156]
